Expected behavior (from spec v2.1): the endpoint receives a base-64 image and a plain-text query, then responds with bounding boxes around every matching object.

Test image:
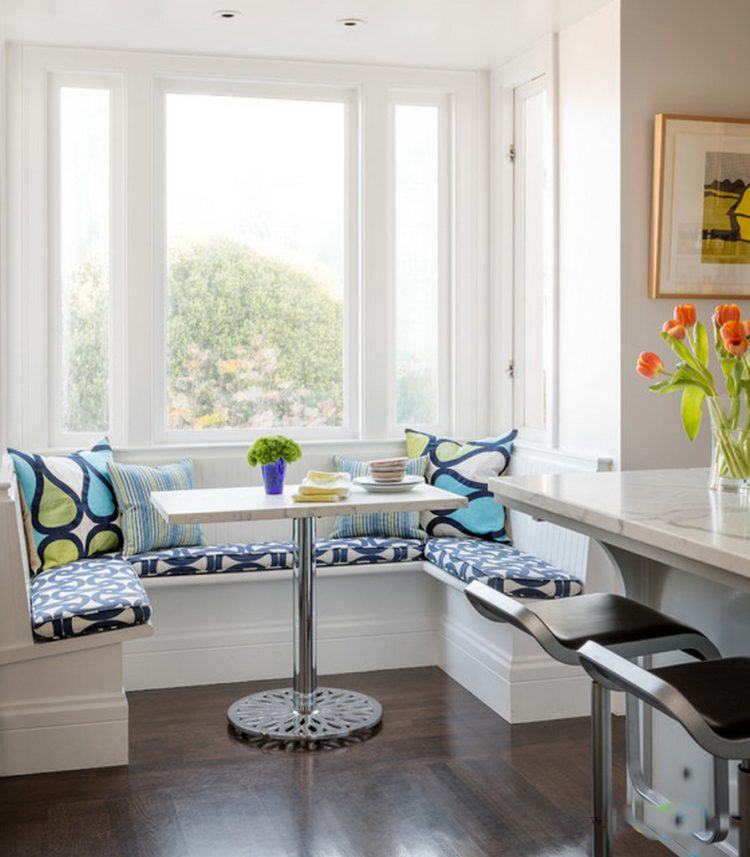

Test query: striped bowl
[368,457,408,483]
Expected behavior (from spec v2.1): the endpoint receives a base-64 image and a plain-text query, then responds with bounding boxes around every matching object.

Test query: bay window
[8,48,482,450]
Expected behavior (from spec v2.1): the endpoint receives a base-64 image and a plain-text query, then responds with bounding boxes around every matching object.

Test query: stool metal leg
[592,681,613,857]
[739,760,750,857]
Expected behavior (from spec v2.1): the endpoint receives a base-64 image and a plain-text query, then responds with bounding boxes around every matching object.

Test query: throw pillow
[329,455,428,540]
[107,459,204,556]
[8,437,123,573]
[404,428,517,541]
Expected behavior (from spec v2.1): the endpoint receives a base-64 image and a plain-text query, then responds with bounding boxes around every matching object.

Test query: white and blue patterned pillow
[329,455,428,540]
[405,429,517,542]
[107,459,204,556]
[8,437,123,573]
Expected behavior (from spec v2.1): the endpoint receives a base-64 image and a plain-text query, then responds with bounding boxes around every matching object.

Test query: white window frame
[152,77,360,443]
[512,75,552,444]
[6,45,484,452]
[47,71,126,449]
[387,91,453,436]
[491,36,559,449]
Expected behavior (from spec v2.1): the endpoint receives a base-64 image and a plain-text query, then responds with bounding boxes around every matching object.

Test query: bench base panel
[436,582,592,723]
[0,643,129,776]
[124,565,439,691]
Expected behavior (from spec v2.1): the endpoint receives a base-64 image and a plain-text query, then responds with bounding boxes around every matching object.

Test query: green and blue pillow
[330,455,428,540]
[8,437,123,573]
[107,459,204,557]
[405,429,517,542]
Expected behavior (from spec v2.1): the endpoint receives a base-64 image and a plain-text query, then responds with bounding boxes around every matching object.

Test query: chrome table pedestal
[227,517,382,745]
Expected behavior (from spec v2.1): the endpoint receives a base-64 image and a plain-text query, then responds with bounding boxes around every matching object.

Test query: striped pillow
[329,455,428,540]
[107,460,204,556]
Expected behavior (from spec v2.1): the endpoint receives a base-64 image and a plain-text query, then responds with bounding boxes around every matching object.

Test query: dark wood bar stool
[464,582,723,857]
[580,642,750,856]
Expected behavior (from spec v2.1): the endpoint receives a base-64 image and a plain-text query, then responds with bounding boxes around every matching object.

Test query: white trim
[490,36,558,446]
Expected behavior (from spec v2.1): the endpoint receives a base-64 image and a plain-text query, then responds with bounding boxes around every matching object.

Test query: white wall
[0,9,6,451]
[619,0,750,470]
[557,0,620,463]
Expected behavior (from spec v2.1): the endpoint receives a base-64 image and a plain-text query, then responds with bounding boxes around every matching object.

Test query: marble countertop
[489,468,750,577]
[152,482,467,525]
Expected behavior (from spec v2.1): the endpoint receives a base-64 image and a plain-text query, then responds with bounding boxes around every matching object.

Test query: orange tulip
[743,318,750,337]
[636,352,665,379]
[662,319,685,339]
[714,304,741,326]
[674,304,696,328]
[720,320,748,356]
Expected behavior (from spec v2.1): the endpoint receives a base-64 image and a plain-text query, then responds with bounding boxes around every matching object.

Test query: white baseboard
[438,613,591,723]
[124,615,437,690]
[0,704,128,776]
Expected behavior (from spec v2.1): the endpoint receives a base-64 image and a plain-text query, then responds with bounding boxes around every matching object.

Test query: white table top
[489,468,750,578]
[151,482,467,525]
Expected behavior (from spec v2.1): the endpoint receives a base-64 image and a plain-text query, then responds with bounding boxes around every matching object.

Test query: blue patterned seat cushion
[30,558,151,641]
[127,542,294,577]
[316,537,424,566]
[424,538,583,599]
[125,537,425,576]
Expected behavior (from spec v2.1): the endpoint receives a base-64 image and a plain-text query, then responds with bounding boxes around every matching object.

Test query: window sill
[112,437,409,460]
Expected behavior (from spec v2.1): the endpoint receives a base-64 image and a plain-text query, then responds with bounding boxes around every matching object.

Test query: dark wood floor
[0,667,667,857]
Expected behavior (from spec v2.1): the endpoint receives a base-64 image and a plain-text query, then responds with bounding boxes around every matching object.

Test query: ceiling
[0,0,612,70]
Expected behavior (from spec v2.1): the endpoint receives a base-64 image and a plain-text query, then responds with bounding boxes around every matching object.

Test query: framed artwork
[650,113,750,298]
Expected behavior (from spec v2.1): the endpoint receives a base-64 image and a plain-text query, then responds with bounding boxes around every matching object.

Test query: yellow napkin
[292,470,352,503]
[304,470,352,488]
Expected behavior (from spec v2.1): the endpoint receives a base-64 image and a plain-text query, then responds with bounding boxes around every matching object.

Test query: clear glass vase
[707,396,750,492]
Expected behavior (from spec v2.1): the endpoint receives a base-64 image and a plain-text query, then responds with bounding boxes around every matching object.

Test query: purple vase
[261,458,287,495]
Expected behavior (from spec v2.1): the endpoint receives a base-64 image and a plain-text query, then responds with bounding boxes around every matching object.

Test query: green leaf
[695,322,709,366]
[648,381,674,393]
[721,357,736,377]
[666,366,713,396]
[660,330,694,365]
[681,386,704,442]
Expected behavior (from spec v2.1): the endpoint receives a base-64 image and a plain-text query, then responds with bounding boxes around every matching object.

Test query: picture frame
[650,113,750,298]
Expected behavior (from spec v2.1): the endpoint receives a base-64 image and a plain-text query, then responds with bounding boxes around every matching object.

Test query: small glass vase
[707,396,750,492]
[261,458,287,495]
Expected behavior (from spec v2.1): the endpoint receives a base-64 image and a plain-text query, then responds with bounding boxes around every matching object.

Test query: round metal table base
[228,686,383,744]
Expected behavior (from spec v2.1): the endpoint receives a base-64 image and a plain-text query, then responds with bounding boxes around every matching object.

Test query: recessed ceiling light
[338,18,365,28]
[213,9,242,19]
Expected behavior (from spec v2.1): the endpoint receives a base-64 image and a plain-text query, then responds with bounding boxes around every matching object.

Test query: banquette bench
[0,447,610,776]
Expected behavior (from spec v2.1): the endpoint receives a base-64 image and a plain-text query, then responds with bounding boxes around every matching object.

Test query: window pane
[60,87,110,432]
[165,93,345,430]
[395,104,439,425]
